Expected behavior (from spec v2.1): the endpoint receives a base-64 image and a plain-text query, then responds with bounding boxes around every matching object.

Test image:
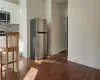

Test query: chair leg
[12,51,14,73]
[0,51,2,79]
[5,52,8,79]
[6,52,8,69]
[12,51,14,80]
[16,51,18,73]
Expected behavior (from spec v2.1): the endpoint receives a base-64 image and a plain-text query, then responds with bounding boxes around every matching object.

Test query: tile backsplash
[0,22,19,32]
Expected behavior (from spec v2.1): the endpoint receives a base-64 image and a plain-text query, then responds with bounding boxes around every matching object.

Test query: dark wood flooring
[1,51,100,80]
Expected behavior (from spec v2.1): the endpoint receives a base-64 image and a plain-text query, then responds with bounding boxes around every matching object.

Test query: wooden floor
[1,51,100,80]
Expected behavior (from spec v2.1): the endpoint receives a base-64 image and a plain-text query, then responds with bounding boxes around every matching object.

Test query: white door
[60,16,68,51]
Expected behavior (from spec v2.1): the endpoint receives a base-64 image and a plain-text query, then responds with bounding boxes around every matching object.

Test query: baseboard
[60,50,67,53]
[60,48,68,52]
[48,49,61,56]
[68,57,100,70]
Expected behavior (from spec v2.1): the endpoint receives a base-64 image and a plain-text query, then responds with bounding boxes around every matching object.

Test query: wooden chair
[0,32,19,78]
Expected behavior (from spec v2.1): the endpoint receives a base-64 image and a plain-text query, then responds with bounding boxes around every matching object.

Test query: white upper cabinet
[10,3,20,24]
[0,2,2,10]
[0,1,10,12]
[0,1,20,24]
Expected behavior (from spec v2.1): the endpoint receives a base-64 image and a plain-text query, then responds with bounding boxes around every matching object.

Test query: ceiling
[52,0,68,3]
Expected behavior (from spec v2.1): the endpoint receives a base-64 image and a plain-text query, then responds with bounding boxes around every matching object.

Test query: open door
[60,16,68,51]
[60,16,68,58]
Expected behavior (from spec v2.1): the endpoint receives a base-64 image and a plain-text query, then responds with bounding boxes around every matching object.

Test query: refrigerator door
[36,33,47,60]
[30,19,36,60]
[36,18,47,32]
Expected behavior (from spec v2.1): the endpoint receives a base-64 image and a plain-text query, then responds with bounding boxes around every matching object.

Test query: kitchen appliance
[30,18,47,60]
[0,11,10,22]
[0,31,5,36]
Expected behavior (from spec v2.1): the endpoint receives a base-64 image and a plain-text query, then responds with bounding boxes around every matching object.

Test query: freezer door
[36,18,47,32]
[36,33,47,60]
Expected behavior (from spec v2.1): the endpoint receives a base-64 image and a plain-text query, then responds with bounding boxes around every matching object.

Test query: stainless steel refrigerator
[30,18,47,60]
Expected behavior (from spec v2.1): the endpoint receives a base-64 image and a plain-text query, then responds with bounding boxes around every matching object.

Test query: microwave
[0,11,10,22]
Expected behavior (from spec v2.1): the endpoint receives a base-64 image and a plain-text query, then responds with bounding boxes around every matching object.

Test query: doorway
[60,1,68,58]
[60,16,68,51]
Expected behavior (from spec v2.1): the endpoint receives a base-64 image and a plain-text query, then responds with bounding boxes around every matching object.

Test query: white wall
[19,0,27,58]
[45,0,52,54]
[60,2,67,17]
[27,0,46,58]
[68,0,100,69]
[50,2,61,55]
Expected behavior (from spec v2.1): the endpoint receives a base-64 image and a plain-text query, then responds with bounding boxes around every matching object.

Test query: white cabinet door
[1,1,10,12]
[0,1,2,10]
[0,1,4,11]
[0,1,10,12]
[10,3,20,24]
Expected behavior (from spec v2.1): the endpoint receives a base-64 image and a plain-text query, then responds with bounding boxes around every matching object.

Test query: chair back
[6,32,19,49]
